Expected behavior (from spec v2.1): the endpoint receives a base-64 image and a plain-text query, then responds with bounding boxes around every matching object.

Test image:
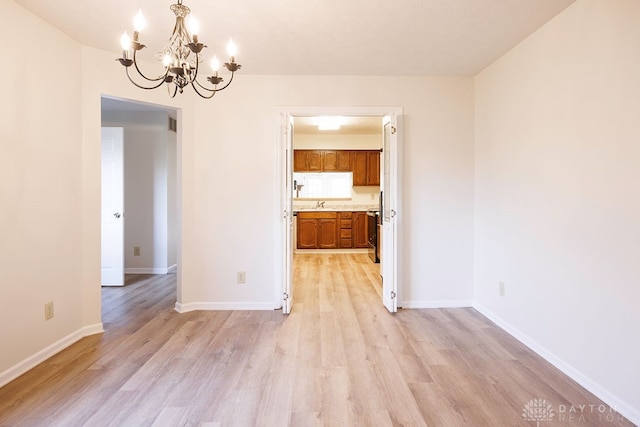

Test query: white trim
[167,264,177,273]
[124,267,174,274]
[174,302,277,313]
[473,303,640,426]
[0,323,104,388]
[401,300,474,309]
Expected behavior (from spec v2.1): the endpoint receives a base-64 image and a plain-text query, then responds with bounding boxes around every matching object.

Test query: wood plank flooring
[0,254,634,426]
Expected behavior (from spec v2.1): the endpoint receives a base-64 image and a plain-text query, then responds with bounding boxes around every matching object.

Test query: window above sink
[293,172,352,199]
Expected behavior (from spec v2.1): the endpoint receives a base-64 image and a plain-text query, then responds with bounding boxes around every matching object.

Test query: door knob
[113,213,121,218]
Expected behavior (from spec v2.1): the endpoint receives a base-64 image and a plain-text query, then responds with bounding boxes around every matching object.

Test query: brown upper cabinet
[366,151,380,186]
[294,150,323,172]
[294,149,380,186]
[323,150,352,171]
[352,150,381,186]
[295,149,352,172]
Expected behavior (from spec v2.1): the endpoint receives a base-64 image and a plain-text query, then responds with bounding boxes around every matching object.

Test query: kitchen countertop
[293,203,378,212]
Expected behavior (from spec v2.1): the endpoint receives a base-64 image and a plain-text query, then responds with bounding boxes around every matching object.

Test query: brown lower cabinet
[297,212,339,249]
[352,212,369,248]
[297,211,367,249]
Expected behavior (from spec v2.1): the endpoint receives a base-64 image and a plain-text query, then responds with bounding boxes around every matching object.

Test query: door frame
[275,106,403,311]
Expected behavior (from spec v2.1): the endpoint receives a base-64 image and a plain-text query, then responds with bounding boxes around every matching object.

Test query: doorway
[100,97,180,307]
[277,107,402,314]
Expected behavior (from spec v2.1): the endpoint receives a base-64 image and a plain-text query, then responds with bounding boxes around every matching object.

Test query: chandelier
[117,0,241,99]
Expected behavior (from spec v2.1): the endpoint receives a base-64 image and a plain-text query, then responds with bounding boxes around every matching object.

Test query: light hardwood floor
[0,254,634,426]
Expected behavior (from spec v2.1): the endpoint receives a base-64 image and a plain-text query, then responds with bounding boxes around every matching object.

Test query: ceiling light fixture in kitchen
[317,116,344,131]
[117,0,241,99]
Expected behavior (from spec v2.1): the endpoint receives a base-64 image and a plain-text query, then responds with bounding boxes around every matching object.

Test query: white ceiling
[15,0,576,76]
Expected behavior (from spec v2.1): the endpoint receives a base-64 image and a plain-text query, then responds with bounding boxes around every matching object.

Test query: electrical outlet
[237,271,246,284]
[134,246,141,256]
[45,302,54,320]
[499,281,506,297]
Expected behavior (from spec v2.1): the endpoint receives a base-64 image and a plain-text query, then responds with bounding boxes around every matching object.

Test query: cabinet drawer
[340,229,352,239]
[298,211,337,219]
[340,239,353,248]
[340,219,352,229]
[340,211,352,219]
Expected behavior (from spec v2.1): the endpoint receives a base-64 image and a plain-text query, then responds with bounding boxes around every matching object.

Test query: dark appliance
[367,210,379,263]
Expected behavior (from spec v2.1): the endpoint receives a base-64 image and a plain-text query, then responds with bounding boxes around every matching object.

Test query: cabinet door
[367,151,380,186]
[293,150,308,172]
[297,218,318,249]
[323,150,338,171]
[352,151,368,186]
[353,212,369,248]
[318,218,339,249]
[336,151,352,171]
[308,150,323,171]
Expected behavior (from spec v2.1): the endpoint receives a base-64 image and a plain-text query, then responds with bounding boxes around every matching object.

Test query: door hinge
[283,292,289,300]
[390,291,397,299]
[391,126,397,135]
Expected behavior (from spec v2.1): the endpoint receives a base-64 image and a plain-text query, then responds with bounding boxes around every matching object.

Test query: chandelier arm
[125,66,169,90]
[193,71,236,93]
[131,49,171,83]
[190,80,217,99]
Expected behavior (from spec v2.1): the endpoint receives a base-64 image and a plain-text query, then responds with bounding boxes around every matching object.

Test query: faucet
[315,201,325,209]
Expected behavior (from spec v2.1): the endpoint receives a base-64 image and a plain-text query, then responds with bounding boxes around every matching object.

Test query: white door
[282,115,294,313]
[101,127,125,286]
[381,115,398,312]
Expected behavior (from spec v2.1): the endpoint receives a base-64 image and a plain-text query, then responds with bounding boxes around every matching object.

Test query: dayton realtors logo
[523,399,625,425]
[522,399,555,426]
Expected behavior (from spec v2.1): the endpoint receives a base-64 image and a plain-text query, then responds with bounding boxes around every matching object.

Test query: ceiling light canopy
[117,0,241,99]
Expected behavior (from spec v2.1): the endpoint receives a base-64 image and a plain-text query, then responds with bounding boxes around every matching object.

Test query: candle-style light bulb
[227,38,237,61]
[210,56,220,73]
[188,16,199,36]
[162,54,172,67]
[133,10,146,33]
[120,31,131,58]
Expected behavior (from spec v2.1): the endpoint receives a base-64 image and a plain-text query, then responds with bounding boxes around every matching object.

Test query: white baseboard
[174,301,277,313]
[401,299,474,309]
[167,264,177,273]
[0,323,104,389]
[125,267,174,274]
[473,303,639,426]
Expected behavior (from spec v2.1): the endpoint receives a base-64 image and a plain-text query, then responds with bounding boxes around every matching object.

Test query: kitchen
[292,116,383,269]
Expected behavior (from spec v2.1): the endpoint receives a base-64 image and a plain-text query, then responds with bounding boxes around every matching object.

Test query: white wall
[474,0,640,422]
[167,129,178,269]
[293,133,382,149]
[186,75,475,308]
[0,0,89,380]
[101,110,177,273]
